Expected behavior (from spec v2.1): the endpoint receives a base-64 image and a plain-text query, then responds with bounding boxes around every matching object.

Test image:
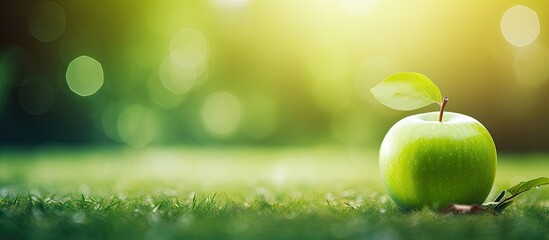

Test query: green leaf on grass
[370,72,442,111]
[506,177,549,195]
[482,177,549,213]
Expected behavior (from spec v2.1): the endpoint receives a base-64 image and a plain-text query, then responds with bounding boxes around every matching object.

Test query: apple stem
[439,97,449,123]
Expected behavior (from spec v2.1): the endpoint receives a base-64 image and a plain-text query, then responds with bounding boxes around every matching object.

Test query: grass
[0,147,548,240]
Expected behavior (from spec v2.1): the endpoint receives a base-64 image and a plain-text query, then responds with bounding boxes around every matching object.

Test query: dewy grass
[0,147,548,240]
[1,190,548,240]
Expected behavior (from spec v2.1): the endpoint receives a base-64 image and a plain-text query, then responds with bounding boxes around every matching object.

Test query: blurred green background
[0,0,548,151]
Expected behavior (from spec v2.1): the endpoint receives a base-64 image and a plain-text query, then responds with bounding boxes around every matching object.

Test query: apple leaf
[482,177,549,213]
[444,177,548,215]
[370,72,443,111]
[506,177,549,196]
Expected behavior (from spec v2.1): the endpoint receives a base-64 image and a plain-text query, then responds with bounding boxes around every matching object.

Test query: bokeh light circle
[117,105,157,147]
[501,5,540,47]
[101,101,128,141]
[66,56,104,96]
[170,28,208,55]
[159,28,209,94]
[148,69,186,109]
[170,45,206,78]
[158,56,195,94]
[29,1,66,43]
[201,91,242,137]
[18,78,54,115]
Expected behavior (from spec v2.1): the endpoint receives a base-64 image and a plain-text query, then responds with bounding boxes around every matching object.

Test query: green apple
[379,111,497,211]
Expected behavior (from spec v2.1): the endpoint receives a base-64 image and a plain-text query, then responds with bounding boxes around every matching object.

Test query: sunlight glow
[340,0,378,16]
[501,5,540,47]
